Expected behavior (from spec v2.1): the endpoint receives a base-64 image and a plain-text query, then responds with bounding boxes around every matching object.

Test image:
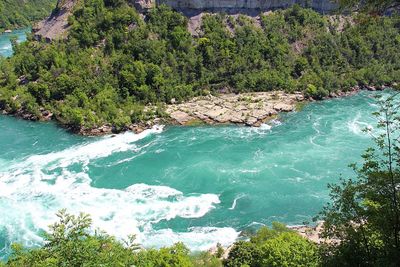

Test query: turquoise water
[0,91,384,256]
[0,28,387,256]
[0,28,30,57]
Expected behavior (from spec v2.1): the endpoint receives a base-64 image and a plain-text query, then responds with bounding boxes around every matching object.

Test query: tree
[5,209,139,266]
[318,91,400,266]
[259,232,320,267]
[3,210,203,267]
[224,222,320,267]
[337,0,400,14]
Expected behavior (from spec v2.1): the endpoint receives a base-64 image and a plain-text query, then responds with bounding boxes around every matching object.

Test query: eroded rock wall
[36,0,338,40]
[134,0,337,13]
[33,0,77,41]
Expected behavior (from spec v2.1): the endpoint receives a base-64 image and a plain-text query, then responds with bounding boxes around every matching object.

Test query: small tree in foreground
[318,91,400,266]
[224,222,320,267]
[5,209,138,266]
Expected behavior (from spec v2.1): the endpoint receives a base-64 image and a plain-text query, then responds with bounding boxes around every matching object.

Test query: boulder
[273,103,294,112]
[245,116,258,126]
[170,110,194,124]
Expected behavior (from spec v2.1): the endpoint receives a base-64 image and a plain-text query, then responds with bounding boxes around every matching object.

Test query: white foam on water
[272,119,282,125]
[229,194,246,210]
[0,125,239,252]
[348,112,374,136]
[155,149,165,154]
[0,43,11,51]
[233,120,280,138]
[259,124,272,131]
[238,169,260,173]
[142,227,239,251]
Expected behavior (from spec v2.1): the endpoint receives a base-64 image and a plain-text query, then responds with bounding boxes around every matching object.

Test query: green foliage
[133,243,193,267]
[0,211,320,267]
[190,251,222,267]
[259,232,320,267]
[224,222,320,267]
[337,0,400,14]
[0,2,399,132]
[224,241,262,267]
[318,92,400,266]
[5,209,138,266]
[0,0,57,32]
[2,210,211,267]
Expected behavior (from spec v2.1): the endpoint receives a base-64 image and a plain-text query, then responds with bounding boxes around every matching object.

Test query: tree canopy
[337,0,400,14]
[0,2,399,132]
[0,0,57,32]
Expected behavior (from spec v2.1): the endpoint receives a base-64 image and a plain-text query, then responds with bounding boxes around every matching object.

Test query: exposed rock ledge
[33,0,77,41]
[166,91,305,127]
[135,0,337,13]
[165,85,385,127]
[35,0,337,41]
[1,85,388,136]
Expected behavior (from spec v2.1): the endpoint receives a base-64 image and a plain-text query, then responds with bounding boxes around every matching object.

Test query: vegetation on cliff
[0,1,399,132]
[338,0,400,14]
[0,0,57,32]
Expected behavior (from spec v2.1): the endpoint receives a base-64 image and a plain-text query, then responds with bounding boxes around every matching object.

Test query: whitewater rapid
[0,126,239,256]
[1,90,396,258]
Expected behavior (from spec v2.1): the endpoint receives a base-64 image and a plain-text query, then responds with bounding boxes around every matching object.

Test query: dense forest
[0,0,399,132]
[0,0,57,32]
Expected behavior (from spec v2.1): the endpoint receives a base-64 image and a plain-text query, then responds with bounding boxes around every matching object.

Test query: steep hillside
[0,0,57,32]
[33,0,78,41]
[36,0,338,40]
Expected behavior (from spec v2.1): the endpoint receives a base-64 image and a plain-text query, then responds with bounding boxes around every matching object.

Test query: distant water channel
[0,28,30,57]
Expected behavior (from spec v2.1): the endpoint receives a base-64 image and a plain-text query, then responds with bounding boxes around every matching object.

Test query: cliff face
[134,0,337,13]
[36,0,337,40]
[33,0,77,41]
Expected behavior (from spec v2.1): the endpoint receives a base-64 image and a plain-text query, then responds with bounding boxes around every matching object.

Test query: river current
[0,28,29,58]
[0,29,385,257]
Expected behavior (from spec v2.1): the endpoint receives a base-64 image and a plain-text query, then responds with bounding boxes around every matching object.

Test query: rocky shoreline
[0,85,392,136]
[163,85,390,129]
[207,221,329,260]
[166,91,304,127]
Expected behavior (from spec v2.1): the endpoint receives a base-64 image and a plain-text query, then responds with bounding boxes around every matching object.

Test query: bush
[224,223,320,267]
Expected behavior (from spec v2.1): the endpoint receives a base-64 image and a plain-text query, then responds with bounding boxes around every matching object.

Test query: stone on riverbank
[166,91,303,127]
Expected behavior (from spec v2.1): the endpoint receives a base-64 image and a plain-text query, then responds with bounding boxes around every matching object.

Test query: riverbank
[0,84,392,136]
[207,221,329,261]
[166,86,372,127]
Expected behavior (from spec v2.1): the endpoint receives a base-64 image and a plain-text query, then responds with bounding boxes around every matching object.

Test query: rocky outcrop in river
[166,91,304,126]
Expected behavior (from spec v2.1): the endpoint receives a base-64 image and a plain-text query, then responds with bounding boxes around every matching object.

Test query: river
[0,28,30,57]
[0,29,385,257]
